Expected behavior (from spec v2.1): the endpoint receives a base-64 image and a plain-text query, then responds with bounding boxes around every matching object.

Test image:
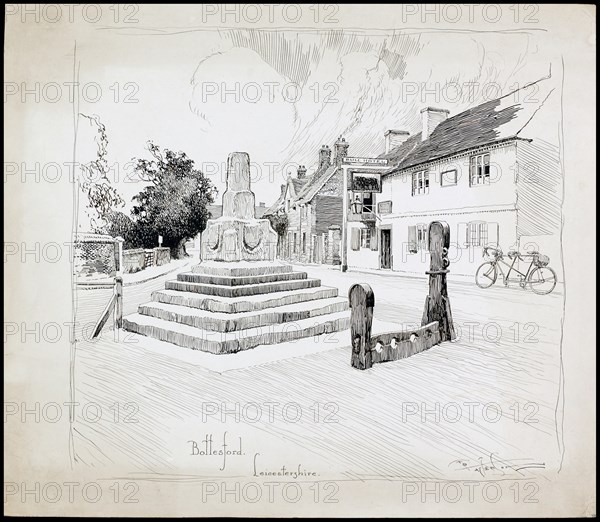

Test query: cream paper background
[4,4,595,517]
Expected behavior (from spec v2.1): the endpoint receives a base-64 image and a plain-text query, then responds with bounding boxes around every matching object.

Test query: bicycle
[475,246,557,295]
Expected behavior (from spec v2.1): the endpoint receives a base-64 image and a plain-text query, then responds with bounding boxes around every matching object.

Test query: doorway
[380,229,392,269]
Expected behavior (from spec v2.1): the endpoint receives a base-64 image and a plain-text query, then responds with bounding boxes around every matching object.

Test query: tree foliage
[267,211,289,257]
[129,142,217,258]
[267,211,289,238]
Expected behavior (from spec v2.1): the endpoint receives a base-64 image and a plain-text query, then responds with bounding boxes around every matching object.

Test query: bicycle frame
[493,255,535,285]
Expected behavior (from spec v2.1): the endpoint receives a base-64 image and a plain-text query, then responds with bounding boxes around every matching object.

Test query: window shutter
[457,223,468,248]
[469,157,475,186]
[370,228,378,251]
[351,228,360,251]
[408,225,417,253]
[487,222,499,247]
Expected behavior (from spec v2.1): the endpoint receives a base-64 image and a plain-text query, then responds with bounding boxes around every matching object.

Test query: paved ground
[73,260,564,482]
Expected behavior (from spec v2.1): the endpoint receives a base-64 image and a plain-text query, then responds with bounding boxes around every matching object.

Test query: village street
[73,258,564,488]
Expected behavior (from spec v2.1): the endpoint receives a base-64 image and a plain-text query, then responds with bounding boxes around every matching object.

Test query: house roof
[383,76,554,175]
[263,174,310,215]
[295,164,338,204]
[264,160,338,214]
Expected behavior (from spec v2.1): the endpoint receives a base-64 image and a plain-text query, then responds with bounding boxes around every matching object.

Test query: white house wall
[347,142,525,276]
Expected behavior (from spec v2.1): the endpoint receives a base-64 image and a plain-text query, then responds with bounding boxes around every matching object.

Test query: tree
[104,210,138,249]
[130,142,217,258]
[79,114,125,233]
[267,211,289,258]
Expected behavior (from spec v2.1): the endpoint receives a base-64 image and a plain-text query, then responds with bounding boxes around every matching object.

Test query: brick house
[264,137,351,264]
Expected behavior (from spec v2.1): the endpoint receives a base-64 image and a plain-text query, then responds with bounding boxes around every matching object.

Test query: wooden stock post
[422,221,455,342]
[348,283,442,370]
[348,283,374,370]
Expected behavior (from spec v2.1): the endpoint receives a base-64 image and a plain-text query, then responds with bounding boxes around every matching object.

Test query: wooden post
[115,276,123,329]
[114,237,124,330]
[348,283,374,370]
[422,221,456,342]
[114,236,124,274]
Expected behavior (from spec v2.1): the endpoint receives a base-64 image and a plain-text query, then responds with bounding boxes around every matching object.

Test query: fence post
[422,221,456,342]
[114,236,124,275]
[348,283,374,370]
[114,237,124,329]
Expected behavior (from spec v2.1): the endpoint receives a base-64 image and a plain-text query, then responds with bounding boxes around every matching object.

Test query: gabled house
[265,137,350,264]
[346,77,562,276]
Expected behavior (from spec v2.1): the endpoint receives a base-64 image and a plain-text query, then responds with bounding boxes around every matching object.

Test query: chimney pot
[384,130,410,154]
[420,107,449,141]
[297,164,308,179]
[319,145,332,169]
[334,136,350,165]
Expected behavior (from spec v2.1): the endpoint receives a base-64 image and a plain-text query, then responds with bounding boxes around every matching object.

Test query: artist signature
[449,453,545,477]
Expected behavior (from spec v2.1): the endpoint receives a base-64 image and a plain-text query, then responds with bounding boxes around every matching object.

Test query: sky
[73,25,559,215]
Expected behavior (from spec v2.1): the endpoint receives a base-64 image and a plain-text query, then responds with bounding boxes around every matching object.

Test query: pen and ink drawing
[8,5,595,517]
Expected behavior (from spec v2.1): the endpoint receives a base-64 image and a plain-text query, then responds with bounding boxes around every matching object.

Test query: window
[469,153,490,186]
[441,169,458,186]
[412,171,430,195]
[302,232,306,254]
[286,199,291,212]
[360,228,371,249]
[352,192,374,214]
[362,192,373,213]
[293,232,298,253]
[468,222,488,247]
[408,223,429,252]
[458,222,499,248]
[417,224,428,250]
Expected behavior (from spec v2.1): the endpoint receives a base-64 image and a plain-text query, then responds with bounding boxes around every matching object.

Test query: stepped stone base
[191,261,292,277]
[123,261,350,354]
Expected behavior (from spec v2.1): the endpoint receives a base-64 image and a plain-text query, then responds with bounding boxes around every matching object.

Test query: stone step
[122,310,350,354]
[165,278,321,298]
[191,261,292,277]
[151,286,340,314]
[138,297,349,332]
[177,270,307,286]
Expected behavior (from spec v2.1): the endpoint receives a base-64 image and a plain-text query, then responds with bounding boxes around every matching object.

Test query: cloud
[186,29,555,201]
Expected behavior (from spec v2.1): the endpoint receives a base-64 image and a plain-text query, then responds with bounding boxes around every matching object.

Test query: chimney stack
[384,130,410,153]
[319,145,332,169]
[334,136,350,165]
[421,107,449,141]
[297,165,307,179]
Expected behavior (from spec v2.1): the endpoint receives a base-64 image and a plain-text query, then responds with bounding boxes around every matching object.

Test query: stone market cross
[123,151,350,354]
[201,152,278,262]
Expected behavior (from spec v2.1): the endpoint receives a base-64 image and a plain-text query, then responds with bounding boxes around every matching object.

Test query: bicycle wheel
[528,266,557,295]
[475,262,497,288]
